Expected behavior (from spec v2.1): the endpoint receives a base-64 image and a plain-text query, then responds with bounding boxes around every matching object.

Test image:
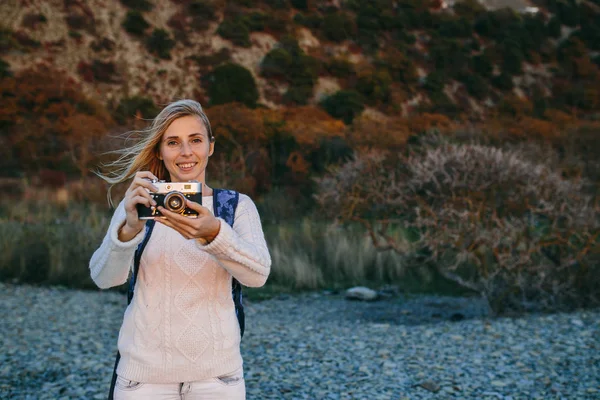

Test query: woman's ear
[208,140,215,157]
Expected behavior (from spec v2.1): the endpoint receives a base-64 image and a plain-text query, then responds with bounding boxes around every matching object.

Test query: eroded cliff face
[2,1,219,105]
[2,0,597,119]
[1,1,336,108]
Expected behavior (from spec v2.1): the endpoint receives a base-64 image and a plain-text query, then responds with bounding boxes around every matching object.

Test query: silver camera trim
[151,180,202,194]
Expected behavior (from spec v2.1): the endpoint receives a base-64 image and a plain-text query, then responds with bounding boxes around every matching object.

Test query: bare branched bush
[315,132,600,313]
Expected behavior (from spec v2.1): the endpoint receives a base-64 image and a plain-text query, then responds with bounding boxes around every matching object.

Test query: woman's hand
[119,171,159,241]
[155,199,221,244]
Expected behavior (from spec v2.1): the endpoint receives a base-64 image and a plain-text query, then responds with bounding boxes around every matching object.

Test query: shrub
[499,41,524,76]
[188,0,216,18]
[21,13,48,30]
[321,12,355,42]
[260,37,319,104]
[474,8,521,40]
[290,0,308,10]
[168,1,216,41]
[459,72,489,99]
[217,17,251,47]
[122,11,150,36]
[90,37,116,52]
[0,59,12,78]
[206,63,259,108]
[471,53,493,78]
[120,0,154,12]
[193,48,231,69]
[283,85,313,105]
[355,68,392,104]
[114,96,159,124]
[578,4,600,51]
[382,47,419,85]
[264,0,290,10]
[325,57,355,79]
[77,60,120,83]
[229,0,253,6]
[145,29,175,59]
[423,71,446,93]
[428,38,470,78]
[491,72,514,91]
[556,0,580,27]
[260,47,292,79]
[12,31,41,49]
[319,90,365,125]
[0,66,113,175]
[244,12,267,31]
[293,12,322,29]
[453,0,486,20]
[426,91,460,116]
[546,16,562,38]
[65,10,95,34]
[315,134,600,313]
[436,14,472,38]
[0,28,18,52]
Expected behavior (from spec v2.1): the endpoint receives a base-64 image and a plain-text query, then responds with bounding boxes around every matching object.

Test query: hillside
[2,0,599,118]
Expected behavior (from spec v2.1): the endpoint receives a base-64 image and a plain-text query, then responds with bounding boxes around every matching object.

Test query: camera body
[137,180,203,219]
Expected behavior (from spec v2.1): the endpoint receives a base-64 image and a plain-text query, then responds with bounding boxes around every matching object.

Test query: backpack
[108,189,243,399]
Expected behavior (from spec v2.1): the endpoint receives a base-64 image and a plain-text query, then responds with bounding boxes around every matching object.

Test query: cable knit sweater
[89,194,271,383]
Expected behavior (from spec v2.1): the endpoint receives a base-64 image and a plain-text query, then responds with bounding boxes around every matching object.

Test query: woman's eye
[192,138,202,144]
[167,141,178,146]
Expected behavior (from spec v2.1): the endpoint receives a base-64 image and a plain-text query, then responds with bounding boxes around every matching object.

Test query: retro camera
[137,180,202,219]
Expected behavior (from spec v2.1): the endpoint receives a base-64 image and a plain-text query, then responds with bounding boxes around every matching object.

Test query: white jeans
[113,368,245,400]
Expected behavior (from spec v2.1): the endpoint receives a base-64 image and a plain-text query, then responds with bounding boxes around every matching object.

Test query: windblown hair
[97,99,214,206]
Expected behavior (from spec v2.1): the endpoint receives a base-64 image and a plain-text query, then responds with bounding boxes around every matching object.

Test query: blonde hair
[97,99,214,205]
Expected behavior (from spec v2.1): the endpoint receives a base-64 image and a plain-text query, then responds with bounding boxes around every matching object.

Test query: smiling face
[158,115,214,183]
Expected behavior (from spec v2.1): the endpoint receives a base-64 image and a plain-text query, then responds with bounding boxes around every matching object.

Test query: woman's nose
[180,142,192,155]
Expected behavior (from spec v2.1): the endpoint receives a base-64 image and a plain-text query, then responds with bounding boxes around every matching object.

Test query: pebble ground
[1,283,598,399]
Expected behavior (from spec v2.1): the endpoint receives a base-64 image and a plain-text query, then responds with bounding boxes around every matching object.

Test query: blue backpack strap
[128,219,156,304]
[213,189,239,227]
[213,189,244,338]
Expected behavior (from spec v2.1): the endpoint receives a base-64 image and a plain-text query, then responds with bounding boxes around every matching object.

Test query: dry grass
[265,219,407,290]
[0,190,419,293]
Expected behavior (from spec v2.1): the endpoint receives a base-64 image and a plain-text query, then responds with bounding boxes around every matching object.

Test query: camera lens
[164,192,186,214]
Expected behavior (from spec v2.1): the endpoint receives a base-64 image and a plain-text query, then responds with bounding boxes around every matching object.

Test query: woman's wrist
[198,219,221,245]
[118,223,142,242]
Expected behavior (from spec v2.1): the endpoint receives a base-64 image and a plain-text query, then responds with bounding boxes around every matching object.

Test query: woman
[90,99,271,399]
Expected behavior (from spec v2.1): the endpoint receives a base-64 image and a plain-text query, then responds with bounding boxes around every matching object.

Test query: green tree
[120,0,153,12]
[206,63,259,108]
[146,29,175,59]
[356,68,392,104]
[217,17,251,47]
[319,90,365,124]
[122,11,149,36]
[546,17,562,38]
[322,13,355,42]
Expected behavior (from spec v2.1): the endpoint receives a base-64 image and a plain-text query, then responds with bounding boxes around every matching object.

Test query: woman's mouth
[177,162,197,171]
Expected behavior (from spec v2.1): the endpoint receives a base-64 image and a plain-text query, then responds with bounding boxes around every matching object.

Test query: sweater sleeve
[89,200,146,289]
[198,194,271,287]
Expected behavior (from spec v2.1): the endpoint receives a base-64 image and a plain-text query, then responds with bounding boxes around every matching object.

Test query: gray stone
[345,286,379,301]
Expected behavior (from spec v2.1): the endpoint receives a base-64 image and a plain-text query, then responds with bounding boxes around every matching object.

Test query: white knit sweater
[89,194,271,383]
